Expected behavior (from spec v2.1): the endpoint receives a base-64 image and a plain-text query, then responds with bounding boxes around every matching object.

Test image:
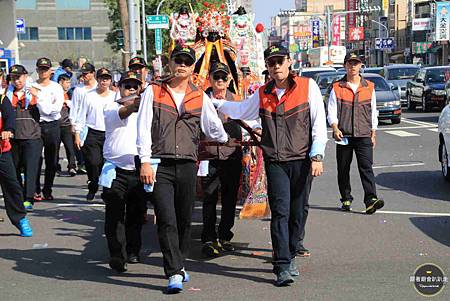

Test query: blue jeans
[265,159,313,273]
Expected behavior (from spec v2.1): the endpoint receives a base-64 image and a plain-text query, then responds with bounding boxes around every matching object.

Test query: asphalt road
[0,111,449,301]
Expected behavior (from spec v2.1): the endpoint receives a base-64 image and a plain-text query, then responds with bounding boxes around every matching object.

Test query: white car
[438,102,450,181]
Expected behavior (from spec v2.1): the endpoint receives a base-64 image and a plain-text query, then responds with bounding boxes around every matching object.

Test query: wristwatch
[310,154,324,162]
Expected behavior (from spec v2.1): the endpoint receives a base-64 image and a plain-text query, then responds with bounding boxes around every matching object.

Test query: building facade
[0,0,19,71]
[16,0,119,72]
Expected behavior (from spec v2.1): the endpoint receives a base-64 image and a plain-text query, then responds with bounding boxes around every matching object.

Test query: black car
[406,66,450,112]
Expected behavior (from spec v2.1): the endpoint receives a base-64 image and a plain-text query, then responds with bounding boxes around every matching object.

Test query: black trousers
[151,159,197,278]
[0,151,27,227]
[82,128,105,193]
[11,138,42,203]
[201,159,242,243]
[37,121,61,196]
[59,125,76,170]
[336,137,377,204]
[102,168,147,260]
[265,159,313,273]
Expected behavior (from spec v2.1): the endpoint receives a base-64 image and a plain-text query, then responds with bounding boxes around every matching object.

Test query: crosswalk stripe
[385,130,420,137]
[428,128,439,132]
[401,118,437,127]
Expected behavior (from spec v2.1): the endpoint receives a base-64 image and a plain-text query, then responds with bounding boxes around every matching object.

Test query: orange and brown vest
[0,95,12,152]
[199,88,242,161]
[151,81,204,161]
[332,76,374,137]
[259,76,311,162]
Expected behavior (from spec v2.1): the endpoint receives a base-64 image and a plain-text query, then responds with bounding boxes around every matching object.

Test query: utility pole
[128,0,137,57]
[142,0,147,61]
[156,0,167,76]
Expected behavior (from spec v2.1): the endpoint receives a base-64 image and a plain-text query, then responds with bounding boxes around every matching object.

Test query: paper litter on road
[188,287,201,292]
[32,243,48,249]
[251,251,267,256]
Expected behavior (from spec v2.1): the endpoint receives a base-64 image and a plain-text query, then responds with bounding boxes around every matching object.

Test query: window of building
[16,0,37,9]
[55,0,90,9]
[58,27,92,40]
[18,27,39,40]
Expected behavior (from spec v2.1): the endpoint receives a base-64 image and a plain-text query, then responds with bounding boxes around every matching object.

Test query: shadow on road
[375,170,450,202]
[409,216,450,247]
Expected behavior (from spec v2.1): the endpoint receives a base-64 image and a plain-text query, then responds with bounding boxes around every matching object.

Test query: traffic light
[116,30,124,49]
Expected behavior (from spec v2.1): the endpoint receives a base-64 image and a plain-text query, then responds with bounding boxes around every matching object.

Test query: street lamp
[371,20,388,38]
[156,0,167,76]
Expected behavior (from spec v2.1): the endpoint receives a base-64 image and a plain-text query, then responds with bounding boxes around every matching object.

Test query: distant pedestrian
[52,58,74,82]
[327,52,384,214]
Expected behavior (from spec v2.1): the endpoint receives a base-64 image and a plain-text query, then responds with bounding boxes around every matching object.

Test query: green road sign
[146,15,169,29]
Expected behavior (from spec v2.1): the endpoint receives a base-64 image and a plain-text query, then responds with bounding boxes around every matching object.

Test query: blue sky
[253,0,294,27]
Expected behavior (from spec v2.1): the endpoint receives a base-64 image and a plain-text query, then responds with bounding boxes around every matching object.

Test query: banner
[312,19,320,48]
[349,27,364,41]
[412,18,431,31]
[332,15,341,46]
[436,2,450,41]
[346,0,357,29]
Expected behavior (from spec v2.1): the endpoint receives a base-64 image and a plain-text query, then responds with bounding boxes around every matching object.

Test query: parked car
[299,66,336,78]
[363,67,383,75]
[438,100,450,181]
[324,73,401,124]
[383,64,420,105]
[406,66,450,112]
[313,71,346,95]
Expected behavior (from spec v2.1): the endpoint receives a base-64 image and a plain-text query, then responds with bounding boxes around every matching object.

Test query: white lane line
[401,118,437,127]
[57,204,105,207]
[428,128,439,132]
[385,130,420,137]
[373,210,450,217]
[327,125,437,133]
[373,162,425,169]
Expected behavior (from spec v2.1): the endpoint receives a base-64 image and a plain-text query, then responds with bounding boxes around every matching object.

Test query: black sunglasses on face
[173,56,194,66]
[266,56,286,67]
[212,74,228,81]
[123,84,139,90]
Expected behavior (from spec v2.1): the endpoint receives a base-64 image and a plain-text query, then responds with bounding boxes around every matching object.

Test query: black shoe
[77,165,87,175]
[43,193,54,201]
[69,168,77,177]
[219,239,235,251]
[86,192,95,201]
[289,259,300,277]
[202,241,221,257]
[109,257,127,273]
[127,254,140,264]
[275,270,294,287]
[365,198,384,215]
[340,199,352,211]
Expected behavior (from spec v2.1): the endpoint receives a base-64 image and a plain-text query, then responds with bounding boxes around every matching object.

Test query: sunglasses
[212,74,228,81]
[173,56,194,66]
[123,84,139,90]
[266,56,286,68]
[37,67,50,72]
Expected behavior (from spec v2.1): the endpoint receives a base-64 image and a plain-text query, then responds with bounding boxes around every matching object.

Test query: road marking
[428,128,439,132]
[373,210,450,217]
[373,162,424,169]
[385,130,420,137]
[57,204,105,207]
[327,125,437,134]
[401,118,437,127]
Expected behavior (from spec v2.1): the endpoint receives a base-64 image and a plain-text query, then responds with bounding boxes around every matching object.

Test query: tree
[104,0,225,65]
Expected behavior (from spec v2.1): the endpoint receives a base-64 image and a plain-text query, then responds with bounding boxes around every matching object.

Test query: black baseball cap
[210,62,230,75]
[171,44,196,62]
[119,70,143,85]
[96,67,112,79]
[36,57,52,68]
[344,52,363,64]
[129,57,147,68]
[61,58,74,69]
[80,63,95,73]
[9,64,28,75]
[264,44,289,60]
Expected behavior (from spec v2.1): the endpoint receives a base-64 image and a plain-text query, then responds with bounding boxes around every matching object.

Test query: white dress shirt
[136,84,229,163]
[103,102,138,170]
[76,89,115,132]
[34,81,65,122]
[327,82,378,130]
[213,78,328,157]
[69,83,97,126]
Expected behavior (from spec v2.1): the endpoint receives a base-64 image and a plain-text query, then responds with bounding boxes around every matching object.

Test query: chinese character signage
[312,20,320,48]
[436,1,450,41]
[332,15,341,46]
[346,0,357,29]
[349,27,364,41]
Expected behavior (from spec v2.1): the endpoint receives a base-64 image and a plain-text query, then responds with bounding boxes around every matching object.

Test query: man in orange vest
[137,44,230,293]
[0,94,33,236]
[213,44,328,286]
[327,52,384,214]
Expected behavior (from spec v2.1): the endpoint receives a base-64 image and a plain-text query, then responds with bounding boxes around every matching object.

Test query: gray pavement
[0,111,449,301]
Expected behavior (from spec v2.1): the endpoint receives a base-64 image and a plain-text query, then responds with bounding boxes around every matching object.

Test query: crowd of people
[0,43,385,292]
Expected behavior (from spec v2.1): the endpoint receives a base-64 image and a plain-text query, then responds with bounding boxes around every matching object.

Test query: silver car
[383,64,420,105]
